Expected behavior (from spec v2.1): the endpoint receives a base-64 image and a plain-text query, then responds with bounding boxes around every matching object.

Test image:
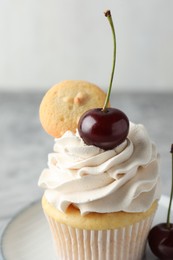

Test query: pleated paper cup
[42,197,158,260]
[45,212,155,260]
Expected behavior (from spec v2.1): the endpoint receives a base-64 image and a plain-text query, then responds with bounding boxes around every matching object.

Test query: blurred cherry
[148,144,173,259]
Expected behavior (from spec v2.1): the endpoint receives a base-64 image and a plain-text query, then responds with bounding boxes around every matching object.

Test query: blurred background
[0,0,173,92]
[0,1,173,254]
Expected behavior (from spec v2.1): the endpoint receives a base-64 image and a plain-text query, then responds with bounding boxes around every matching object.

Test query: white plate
[0,195,171,260]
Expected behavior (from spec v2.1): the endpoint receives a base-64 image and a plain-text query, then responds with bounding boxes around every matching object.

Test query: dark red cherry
[78,107,129,150]
[148,145,173,259]
[78,11,129,150]
[148,223,173,260]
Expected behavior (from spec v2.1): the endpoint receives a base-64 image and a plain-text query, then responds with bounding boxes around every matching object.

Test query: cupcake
[38,11,160,259]
[38,81,160,260]
[39,124,160,260]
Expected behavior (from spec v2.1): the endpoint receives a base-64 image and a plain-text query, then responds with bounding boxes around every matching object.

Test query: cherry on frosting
[78,10,129,150]
[78,107,129,150]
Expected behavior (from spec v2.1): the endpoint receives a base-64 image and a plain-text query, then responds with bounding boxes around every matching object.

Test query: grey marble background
[0,91,173,258]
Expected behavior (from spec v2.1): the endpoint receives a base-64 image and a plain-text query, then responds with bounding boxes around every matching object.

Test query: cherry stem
[102,10,116,112]
[167,144,173,229]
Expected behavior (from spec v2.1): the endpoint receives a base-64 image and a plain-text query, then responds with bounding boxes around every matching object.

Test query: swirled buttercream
[38,122,160,215]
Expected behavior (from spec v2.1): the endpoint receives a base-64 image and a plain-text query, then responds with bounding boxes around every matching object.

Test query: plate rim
[0,198,41,259]
[0,194,171,259]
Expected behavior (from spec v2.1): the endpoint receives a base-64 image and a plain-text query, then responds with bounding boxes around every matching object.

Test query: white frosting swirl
[38,122,160,215]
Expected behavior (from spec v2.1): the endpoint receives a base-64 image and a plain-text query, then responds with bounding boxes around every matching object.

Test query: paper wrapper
[44,210,156,260]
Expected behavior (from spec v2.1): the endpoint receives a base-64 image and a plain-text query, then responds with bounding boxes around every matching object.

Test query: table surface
[0,90,172,258]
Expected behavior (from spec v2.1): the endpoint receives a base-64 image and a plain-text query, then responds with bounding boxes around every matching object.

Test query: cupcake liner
[44,211,155,260]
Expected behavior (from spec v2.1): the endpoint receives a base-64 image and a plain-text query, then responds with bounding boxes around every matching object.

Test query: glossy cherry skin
[78,107,129,150]
[148,223,173,260]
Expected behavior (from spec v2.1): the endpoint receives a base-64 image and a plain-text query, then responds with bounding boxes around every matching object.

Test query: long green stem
[167,144,173,229]
[102,10,116,112]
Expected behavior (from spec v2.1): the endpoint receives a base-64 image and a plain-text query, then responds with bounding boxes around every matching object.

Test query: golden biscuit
[39,80,108,137]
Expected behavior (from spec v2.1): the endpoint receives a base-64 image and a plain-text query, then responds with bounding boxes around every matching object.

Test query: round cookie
[39,80,109,137]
